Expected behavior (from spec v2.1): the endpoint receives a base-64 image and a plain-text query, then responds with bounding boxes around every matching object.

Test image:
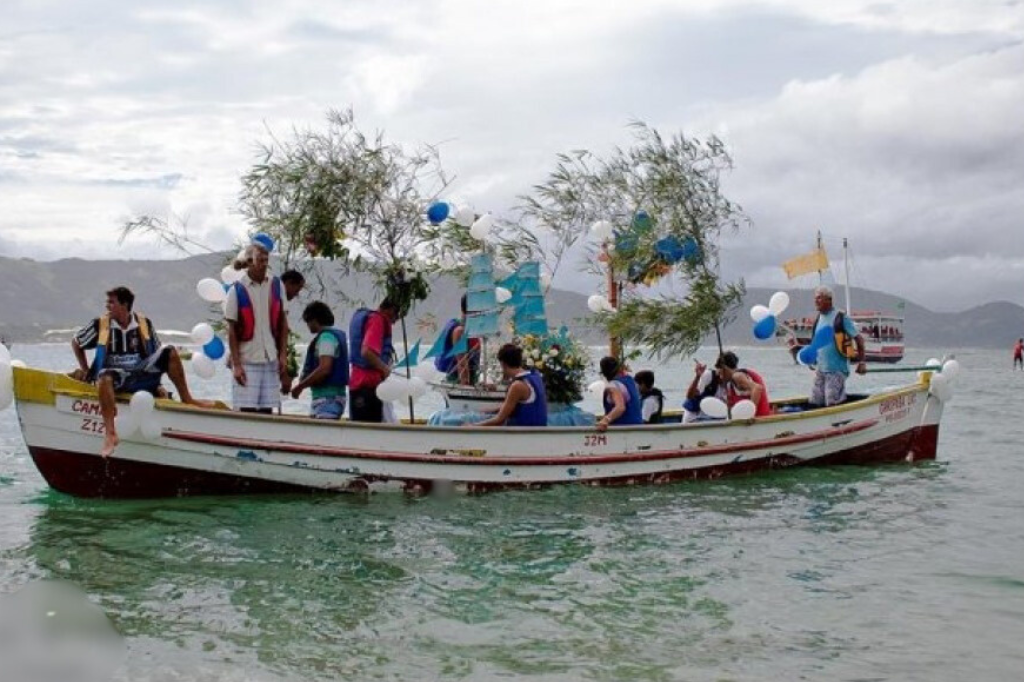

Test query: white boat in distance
[11,365,947,499]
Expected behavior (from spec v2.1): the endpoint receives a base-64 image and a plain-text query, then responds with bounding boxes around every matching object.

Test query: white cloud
[1,0,1022,311]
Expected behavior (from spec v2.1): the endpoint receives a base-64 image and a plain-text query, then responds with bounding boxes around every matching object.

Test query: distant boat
[780,234,905,364]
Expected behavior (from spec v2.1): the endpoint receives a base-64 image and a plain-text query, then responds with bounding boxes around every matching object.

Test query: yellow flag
[782,248,829,279]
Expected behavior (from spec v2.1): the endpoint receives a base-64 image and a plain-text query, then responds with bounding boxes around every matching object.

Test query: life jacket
[300,327,350,388]
[814,311,858,360]
[644,387,665,424]
[434,318,461,373]
[683,370,720,413]
[726,367,772,417]
[233,276,283,343]
[506,370,548,427]
[86,312,156,382]
[348,308,394,369]
[603,374,644,425]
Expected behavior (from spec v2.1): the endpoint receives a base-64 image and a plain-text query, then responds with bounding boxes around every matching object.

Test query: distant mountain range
[1,253,1021,349]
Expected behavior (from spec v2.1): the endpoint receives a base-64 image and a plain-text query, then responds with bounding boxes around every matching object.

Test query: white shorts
[232,362,281,411]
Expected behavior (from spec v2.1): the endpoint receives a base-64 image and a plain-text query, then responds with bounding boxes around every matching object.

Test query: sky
[1,0,1022,312]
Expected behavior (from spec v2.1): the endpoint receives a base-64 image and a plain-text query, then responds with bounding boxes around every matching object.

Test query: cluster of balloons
[426,201,498,242]
[189,323,224,379]
[750,291,790,340]
[114,390,163,441]
[700,397,757,420]
[796,325,836,366]
[925,358,961,402]
[587,294,615,314]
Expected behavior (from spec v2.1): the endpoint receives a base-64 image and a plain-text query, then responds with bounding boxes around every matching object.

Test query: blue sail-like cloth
[422,327,449,360]
[443,332,468,359]
[465,311,500,338]
[393,340,421,369]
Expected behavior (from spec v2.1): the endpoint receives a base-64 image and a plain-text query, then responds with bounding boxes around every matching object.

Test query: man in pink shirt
[348,299,400,422]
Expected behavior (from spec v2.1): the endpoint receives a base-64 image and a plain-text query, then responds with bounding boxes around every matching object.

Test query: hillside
[1,254,1021,349]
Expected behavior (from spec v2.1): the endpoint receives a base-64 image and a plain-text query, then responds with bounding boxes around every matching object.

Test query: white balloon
[192,352,216,379]
[409,377,429,399]
[925,357,942,368]
[10,359,26,368]
[941,359,961,384]
[768,291,790,316]
[929,372,952,402]
[191,322,215,346]
[469,213,494,240]
[140,417,163,440]
[129,390,155,415]
[376,376,404,402]
[196,278,226,303]
[700,397,729,419]
[590,220,614,241]
[495,287,512,304]
[455,206,476,227]
[587,380,607,397]
[0,385,12,411]
[750,305,770,323]
[114,411,139,437]
[0,344,10,364]
[731,399,756,420]
[587,294,609,313]
[220,264,243,284]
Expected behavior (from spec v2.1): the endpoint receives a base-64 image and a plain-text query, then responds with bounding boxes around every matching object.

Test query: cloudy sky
[2,0,1022,311]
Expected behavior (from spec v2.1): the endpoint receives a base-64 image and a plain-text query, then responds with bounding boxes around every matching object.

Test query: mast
[843,237,852,314]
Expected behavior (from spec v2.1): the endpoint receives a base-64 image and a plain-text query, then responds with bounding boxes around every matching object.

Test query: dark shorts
[98,347,171,395]
[349,386,383,422]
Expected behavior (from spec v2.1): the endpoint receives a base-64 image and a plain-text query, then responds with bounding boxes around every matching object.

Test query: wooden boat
[10,365,948,499]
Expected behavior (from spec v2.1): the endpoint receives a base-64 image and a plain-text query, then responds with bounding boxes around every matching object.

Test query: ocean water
[1,344,1023,681]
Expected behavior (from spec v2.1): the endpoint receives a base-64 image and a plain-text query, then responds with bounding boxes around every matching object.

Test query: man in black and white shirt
[71,286,209,456]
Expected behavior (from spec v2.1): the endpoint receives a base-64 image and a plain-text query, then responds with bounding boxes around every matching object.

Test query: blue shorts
[310,395,346,420]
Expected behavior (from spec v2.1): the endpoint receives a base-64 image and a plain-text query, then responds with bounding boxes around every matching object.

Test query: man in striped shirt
[72,286,209,456]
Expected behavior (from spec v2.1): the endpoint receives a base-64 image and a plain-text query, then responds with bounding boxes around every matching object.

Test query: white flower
[548,349,559,357]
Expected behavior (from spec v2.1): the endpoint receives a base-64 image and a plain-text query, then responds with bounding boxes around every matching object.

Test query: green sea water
[2,345,1023,681]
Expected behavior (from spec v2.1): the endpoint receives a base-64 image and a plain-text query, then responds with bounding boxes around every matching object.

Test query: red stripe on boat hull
[27,424,939,498]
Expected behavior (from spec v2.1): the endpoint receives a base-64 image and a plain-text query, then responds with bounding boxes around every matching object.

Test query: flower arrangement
[517,331,590,405]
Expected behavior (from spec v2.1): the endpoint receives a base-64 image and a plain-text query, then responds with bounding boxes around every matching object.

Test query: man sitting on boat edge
[596,356,643,431]
[70,286,212,457]
[475,343,548,427]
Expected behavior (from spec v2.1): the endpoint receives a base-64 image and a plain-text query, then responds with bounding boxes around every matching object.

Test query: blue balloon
[681,237,701,263]
[655,236,685,264]
[203,336,225,360]
[811,324,834,350]
[427,202,450,225]
[753,314,777,340]
[798,345,817,366]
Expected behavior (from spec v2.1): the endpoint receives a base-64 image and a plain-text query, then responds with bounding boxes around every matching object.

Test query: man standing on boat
[809,285,866,407]
[290,301,349,419]
[477,343,548,427]
[71,286,211,456]
[224,234,291,414]
[348,299,400,422]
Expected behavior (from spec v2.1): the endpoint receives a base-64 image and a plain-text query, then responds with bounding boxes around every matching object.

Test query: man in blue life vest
[477,343,548,427]
[224,235,291,413]
[434,294,481,385]
[809,285,866,407]
[348,298,400,423]
[71,286,211,457]
[290,301,349,419]
[596,356,643,431]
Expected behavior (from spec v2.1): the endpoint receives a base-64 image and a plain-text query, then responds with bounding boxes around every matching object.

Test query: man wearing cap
[808,285,866,407]
[224,234,291,413]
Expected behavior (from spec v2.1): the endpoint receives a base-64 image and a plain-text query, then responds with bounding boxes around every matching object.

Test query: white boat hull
[12,367,944,498]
